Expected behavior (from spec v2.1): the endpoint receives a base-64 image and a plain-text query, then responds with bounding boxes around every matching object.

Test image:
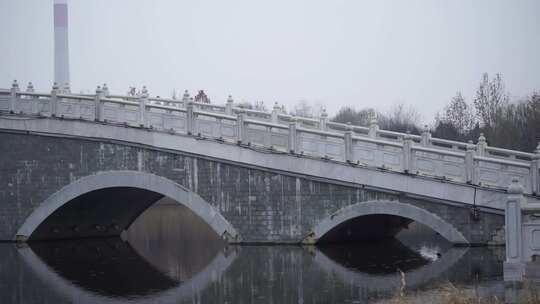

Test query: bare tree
[294,100,314,118]
[253,101,267,112]
[332,106,375,126]
[379,104,422,134]
[473,73,509,128]
[442,92,476,134]
[235,100,267,112]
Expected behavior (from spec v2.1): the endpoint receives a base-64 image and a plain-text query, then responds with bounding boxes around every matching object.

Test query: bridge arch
[306,200,469,245]
[15,170,239,242]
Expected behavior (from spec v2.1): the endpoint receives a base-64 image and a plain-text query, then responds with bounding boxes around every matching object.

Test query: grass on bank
[378,270,540,304]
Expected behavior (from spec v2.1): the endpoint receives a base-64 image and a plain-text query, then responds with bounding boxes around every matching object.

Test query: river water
[0,201,508,304]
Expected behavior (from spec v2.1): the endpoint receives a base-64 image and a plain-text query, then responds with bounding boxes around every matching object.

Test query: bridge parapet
[1,80,539,195]
[504,178,540,281]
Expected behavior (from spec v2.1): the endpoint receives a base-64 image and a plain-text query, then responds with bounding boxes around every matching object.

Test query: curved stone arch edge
[15,170,240,243]
[304,200,469,245]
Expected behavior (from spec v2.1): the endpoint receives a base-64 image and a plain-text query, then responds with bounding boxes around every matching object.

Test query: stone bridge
[1,81,540,245]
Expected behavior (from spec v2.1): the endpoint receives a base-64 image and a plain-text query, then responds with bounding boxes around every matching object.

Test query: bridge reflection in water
[3,202,506,304]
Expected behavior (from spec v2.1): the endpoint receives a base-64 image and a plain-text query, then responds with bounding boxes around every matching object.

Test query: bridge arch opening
[16,171,239,242]
[309,200,469,245]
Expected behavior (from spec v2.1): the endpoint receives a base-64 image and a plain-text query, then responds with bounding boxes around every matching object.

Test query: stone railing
[1,80,539,195]
[504,178,540,281]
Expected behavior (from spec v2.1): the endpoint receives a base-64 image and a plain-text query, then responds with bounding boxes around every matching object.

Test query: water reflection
[313,242,467,294]
[18,240,237,304]
[0,202,508,303]
[318,240,432,274]
[123,199,226,282]
[28,239,177,297]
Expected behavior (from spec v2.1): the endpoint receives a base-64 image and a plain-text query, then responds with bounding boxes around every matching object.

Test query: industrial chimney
[54,0,70,92]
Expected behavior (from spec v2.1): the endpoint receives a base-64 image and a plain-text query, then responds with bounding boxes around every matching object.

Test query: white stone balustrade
[0,81,539,195]
[504,178,540,281]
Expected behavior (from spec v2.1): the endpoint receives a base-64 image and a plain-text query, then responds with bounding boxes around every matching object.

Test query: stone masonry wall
[0,131,504,243]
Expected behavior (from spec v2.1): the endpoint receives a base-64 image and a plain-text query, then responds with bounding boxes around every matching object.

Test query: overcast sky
[1,0,539,122]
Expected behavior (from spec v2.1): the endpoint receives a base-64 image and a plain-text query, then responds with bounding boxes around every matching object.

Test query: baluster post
[10,80,19,113]
[320,108,328,131]
[465,142,476,184]
[182,90,190,109]
[421,125,431,146]
[288,117,298,154]
[186,101,194,135]
[225,95,234,115]
[369,116,379,138]
[402,132,413,173]
[477,133,487,157]
[504,178,525,281]
[102,83,110,97]
[94,85,104,121]
[25,82,36,113]
[139,86,148,128]
[344,122,353,162]
[26,82,35,93]
[63,82,71,94]
[236,109,246,144]
[50,82,59,117]
[271,102,280,124]
[532,143,540,195]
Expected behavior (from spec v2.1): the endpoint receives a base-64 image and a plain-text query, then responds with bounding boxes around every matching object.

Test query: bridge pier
[504,178,540,281]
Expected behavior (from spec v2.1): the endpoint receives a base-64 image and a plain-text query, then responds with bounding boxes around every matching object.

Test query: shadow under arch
[311,244,468,293]
[15,170,239,242]
[17,241,238,304]
[306,200,469,245]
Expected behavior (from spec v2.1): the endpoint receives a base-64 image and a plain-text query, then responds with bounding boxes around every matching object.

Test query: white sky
[1,0,539,122]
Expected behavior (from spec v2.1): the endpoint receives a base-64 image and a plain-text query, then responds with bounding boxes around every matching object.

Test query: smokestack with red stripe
[54,0,70,92]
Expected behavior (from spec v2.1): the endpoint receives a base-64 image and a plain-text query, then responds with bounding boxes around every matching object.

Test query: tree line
[192,73,538,152]
[332,73,540,152]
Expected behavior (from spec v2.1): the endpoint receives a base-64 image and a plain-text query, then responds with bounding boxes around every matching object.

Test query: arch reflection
[312,239,468,293]
[19,199,238,304]
[18,239,237,304]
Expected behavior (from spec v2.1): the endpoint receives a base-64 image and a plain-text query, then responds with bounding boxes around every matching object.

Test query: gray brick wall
[0,132,504,243]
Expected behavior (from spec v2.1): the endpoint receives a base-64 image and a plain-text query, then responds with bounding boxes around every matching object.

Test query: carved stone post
[182,90,190,108]
[102,83,110,97]
[402,132,413,173]
[288,117,298,154]
[10,80,19,113]
[51,82,59,117]
[465,142,476,184]
[421,125,431,146]
[271,102,280,124]
[26,82,35,93]
[139,86,148,127]
[477,133,487,157]
[186,101,194,135]
[225,95,234,115]
[532,143,540,195]
[63,82,71,94]
[504,178,525,281]
[236,109,246,144]
[344,122,353,162]
[26,82,36,110]
[368,117,379,138]
[94,85,104,121]
[319,108,328,131]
